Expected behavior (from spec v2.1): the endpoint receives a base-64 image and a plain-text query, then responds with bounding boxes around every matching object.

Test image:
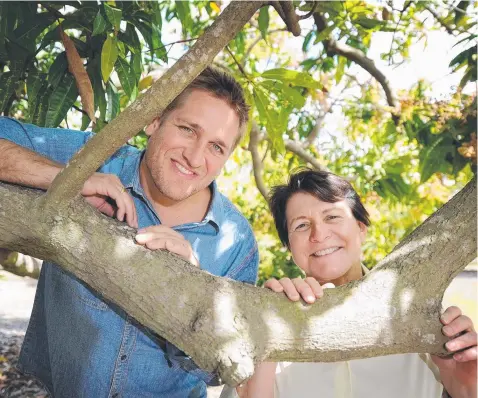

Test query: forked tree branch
[0,178,475,386]
[271,1,301,36]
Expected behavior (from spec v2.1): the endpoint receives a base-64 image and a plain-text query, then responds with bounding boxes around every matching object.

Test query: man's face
[142,89,240,203]
[286,192,367,284]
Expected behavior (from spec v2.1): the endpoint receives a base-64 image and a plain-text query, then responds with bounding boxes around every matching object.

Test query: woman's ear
[358,221,368,243]
[145,117,161,137]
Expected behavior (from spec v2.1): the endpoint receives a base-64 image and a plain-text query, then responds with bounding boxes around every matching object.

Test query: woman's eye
[294,223,308,231]
[326,215,340,221]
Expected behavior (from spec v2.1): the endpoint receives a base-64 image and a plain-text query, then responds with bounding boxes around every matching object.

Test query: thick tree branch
[0,179,475,386]
[248,123,269,199]
[44,2,262,209]
[271,1,301,36]
[313,13,398,116]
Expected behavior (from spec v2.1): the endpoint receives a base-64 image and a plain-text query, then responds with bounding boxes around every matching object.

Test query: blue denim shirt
[0,118,259,397]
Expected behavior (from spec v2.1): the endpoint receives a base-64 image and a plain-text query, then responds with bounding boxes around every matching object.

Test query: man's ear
[358,221,368,243]
[145,117,161,137]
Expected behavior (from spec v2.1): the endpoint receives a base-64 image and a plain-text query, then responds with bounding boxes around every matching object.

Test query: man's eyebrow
[177,118,204,132]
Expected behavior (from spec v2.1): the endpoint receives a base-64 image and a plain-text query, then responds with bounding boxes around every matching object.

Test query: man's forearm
[0,139,63,190]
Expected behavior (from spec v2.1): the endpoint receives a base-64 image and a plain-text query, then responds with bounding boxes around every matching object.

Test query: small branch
[313,13,398,120]
[248,123,269,200]
[142,38,199,54]
[271,1,301,36]
[242,29,285,67]
[423,4,455,35]
[225,46,251,83]
[284,139,325,170]
[299,2,318,20]
[43,2,263,209]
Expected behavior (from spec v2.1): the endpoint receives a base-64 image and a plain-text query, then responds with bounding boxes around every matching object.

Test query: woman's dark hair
[269,168,371,248]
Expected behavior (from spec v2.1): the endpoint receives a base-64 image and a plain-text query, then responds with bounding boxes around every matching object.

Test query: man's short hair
[162,66,249,147]
[269,168,371,248]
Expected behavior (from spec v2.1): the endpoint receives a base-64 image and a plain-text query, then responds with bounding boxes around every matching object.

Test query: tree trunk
[0,178,475,386]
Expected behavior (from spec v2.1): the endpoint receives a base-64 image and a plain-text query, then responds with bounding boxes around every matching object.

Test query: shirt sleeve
[0,117,92,164]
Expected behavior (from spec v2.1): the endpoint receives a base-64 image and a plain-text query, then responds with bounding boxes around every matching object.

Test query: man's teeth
[313,247,340,257]
[175,162,193,175]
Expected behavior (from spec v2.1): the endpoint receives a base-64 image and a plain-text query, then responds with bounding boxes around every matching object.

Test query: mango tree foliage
[0,1,476,283]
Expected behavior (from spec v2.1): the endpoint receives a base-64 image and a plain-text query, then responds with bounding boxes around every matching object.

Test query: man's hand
[264,277,334,304]
[431,306,477,398]
[81,172,138,228]
[135,225,199,267]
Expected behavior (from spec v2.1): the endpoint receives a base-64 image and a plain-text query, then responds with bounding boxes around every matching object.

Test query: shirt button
[121,354,127,361]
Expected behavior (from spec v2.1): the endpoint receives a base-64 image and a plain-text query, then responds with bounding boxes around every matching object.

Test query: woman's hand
[431,306,477,398]
[264,277,334,304]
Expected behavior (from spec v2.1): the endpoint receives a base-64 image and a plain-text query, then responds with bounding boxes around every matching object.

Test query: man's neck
[139,160,212,227]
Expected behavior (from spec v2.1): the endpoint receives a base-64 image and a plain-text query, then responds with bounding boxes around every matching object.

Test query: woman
[222,169,477,398]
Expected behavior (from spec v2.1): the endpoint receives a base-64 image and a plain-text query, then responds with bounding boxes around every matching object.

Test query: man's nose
[183,144,205,168]
[309,224,330,242]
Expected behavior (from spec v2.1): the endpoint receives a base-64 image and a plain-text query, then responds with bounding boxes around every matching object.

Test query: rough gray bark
[0,178,475,386]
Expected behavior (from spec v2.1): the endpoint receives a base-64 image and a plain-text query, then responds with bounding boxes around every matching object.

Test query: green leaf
[104,4,122,31]
[118,24,140,53]
[258,7,269,41]
[106,81,120,121]
[234,31,245,54]
[354,17,384,30]
[0,72,18,113]
[0,3,9,60]
[32,83,51,127]
[10,13,55,52]
[40,25,60,50]
[253,87,285,154]
[48,52,68,88]
[302,31,315,52]
[88,57,107,120]
[45,73,79,128]
[92,11,108,36]
[81,113,91,131]
[115,56,136,97]
[419,135,453,183]
[26,69,46,122]
[262,68,322,90]
[175,1,192,31]
[335,56,346,84]
[131,52,142,81]
[101,35,119,82]
[314,25,335,44]
[260,80,306,109]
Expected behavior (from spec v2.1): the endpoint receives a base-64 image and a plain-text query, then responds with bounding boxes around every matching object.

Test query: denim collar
[121,150,223,233]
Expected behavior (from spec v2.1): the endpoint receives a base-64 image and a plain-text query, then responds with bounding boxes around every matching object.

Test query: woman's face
[286,192,367,285]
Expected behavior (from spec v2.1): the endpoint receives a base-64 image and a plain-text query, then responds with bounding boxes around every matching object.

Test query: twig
[299,2,318,20]
[225,46,252,83]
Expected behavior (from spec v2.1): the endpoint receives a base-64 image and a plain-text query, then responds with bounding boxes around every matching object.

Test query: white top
[220,353,443,398]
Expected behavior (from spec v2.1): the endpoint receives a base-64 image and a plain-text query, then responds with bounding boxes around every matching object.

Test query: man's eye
[179,126,193,134]
[212,143,224,154]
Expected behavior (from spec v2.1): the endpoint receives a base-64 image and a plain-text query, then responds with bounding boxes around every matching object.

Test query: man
[0,67,259,397]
